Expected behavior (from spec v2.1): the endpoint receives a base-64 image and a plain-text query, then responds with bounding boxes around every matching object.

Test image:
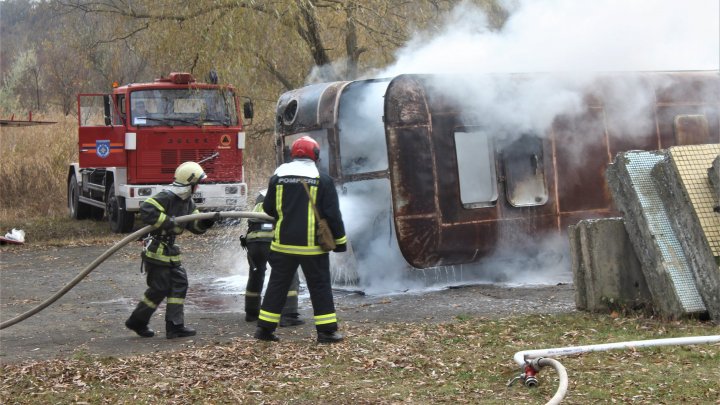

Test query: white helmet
[174,161,206,186]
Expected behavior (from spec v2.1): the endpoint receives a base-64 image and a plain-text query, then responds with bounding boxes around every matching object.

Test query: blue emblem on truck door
[96,140,110,158]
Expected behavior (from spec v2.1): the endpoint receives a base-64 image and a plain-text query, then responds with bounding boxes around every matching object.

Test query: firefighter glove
[163,216,178,230]
[239,235,248,250]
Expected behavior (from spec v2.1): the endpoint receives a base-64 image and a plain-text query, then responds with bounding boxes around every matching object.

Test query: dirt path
[0,231,575,364]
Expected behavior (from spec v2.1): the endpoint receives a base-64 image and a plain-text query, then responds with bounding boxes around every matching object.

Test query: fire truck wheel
[107,183,135,233]
[68,174,92,220]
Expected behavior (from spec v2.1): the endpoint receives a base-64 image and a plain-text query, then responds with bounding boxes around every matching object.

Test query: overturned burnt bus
[274,72,719,284]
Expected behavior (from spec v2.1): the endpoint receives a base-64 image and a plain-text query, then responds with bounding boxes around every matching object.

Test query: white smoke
[384,0,719,75]
[327,0,719,292]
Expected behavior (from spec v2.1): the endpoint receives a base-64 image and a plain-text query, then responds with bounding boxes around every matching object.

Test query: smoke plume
[334,0,719,292]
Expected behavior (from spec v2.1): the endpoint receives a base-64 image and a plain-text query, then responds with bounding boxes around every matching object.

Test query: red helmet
[290,136,320,161]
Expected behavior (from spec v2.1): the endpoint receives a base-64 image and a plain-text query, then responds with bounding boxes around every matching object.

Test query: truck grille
[160,149,217,174]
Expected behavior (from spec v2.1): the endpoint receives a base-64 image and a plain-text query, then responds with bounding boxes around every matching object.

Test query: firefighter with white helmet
[241,189,305,326]
[125,161,217,339]
[254,135,348,343]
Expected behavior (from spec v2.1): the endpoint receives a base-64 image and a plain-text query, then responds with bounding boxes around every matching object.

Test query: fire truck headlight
[226,198,238,206]
[138,188,153,196]
[224,186,239,194]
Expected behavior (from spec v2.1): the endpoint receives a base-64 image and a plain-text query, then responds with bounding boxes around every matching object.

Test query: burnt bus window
[284,129,330,174]
[338,80,390,175]
[674,114,710,145]
[454,129,498,208]
[502,134,548,207]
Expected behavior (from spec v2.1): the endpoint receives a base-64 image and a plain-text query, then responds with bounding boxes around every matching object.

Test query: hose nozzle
[506,361,541,388]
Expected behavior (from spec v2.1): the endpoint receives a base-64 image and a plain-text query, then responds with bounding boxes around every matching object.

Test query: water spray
[507,335,720,404]
[0,211,271,330]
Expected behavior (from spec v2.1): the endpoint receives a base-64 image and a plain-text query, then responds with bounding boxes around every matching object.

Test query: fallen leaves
[1,315,719,404]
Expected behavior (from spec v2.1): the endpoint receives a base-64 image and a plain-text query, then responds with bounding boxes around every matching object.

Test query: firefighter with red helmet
[125,161,216,339]
[254,136,347,343]
[241,189,304,326]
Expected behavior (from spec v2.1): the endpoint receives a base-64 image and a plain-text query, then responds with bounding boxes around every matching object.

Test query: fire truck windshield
[130,88,238,127]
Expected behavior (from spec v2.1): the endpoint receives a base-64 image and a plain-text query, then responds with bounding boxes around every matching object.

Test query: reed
[0,113,77,219]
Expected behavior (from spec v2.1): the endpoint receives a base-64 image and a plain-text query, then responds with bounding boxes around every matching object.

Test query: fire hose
[0,211,272,330]
[508,335,720,404]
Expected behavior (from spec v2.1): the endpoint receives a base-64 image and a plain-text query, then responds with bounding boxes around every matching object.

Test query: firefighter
[125,161,217,339]
[254,136,347,343]
[241,189,305,327]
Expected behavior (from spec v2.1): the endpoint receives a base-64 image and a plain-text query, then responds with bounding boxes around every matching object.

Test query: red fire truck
[68,72,253,232]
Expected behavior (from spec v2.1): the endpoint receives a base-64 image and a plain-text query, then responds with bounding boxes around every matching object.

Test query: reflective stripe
[145,197,165,212]
[145,198,167,228]
[286,290,298,297]
[252,203,265,214]
[271,241,325,255]
[155,212,167,228]
[247,231,274,240]
[141,294,157,309]
[167,297,184,305]
[275,185,284,241]
[143,242,181,263]
[259,309,281,324]
[335,235,348,245]
[309,185,318,247]
[314,313,337,325]
[246,291,260,297]
[307,188,315,246]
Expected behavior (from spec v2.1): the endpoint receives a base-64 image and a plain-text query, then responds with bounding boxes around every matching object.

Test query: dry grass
[0,113,77,219]
[0,112,276,242]
[1,313,718,404]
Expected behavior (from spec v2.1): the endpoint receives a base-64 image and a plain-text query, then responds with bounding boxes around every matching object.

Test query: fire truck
[68,72,253,233]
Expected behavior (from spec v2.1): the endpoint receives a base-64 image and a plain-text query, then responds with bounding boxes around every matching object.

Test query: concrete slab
[606,150,706,318]
[569,218,651,312]
[653,144,720,321]
[568,224,587,310]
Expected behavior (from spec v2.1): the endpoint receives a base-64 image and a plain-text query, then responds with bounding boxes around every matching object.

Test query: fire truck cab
[68,72,253,232]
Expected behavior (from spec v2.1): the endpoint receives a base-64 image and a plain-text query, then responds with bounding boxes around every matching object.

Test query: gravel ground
[0,231,575,364]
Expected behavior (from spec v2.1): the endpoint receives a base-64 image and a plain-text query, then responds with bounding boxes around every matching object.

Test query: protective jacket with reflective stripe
[263,160,347,255]
[140,189,211,266]
[246,202,274,243]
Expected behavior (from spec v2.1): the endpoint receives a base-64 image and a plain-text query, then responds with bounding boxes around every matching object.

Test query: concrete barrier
[569,218,651,312]
[606,150,706,319]
[653,145,720,321]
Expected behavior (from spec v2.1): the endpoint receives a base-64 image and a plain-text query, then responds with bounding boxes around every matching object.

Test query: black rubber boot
[125,318,155,338]
[254,326,279,342]
[317,330,343,343]
[279,314,305,327]
[166,322,196,339]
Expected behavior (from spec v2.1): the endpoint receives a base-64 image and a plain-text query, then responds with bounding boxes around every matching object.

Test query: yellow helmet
[174,161,206,186]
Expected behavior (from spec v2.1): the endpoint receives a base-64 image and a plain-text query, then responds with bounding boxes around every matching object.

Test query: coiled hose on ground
[510,335,720,404]
[0,211,271,330]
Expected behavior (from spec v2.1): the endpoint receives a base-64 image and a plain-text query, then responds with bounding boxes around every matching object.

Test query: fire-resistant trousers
[128,261,188,326]
[245,242,300,317]
[258,252,336,332]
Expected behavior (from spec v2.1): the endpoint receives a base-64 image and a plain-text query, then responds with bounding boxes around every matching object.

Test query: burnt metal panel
[275,81,349,134]
[385,76,436,217]
[554,108,613,213]
[275,71,720,270]
[657,105,720,148]
[674,114,711,145]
